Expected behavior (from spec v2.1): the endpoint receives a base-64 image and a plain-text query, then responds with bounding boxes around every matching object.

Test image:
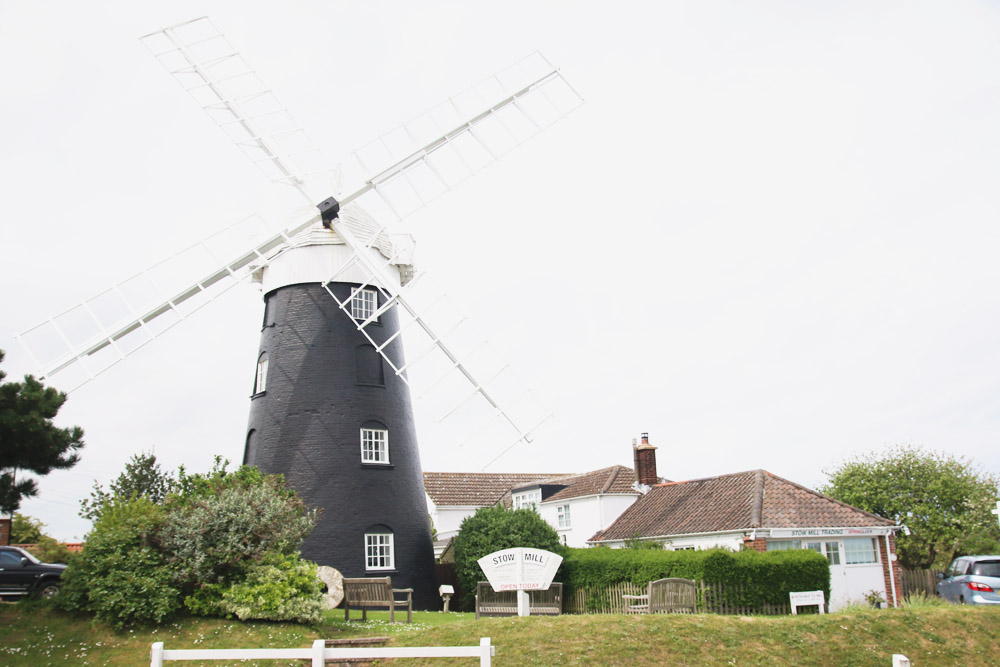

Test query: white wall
[426,496,480,541]
[540,494,638,548]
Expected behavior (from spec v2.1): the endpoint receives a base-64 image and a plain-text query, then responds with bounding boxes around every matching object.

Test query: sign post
[477,548,563,617]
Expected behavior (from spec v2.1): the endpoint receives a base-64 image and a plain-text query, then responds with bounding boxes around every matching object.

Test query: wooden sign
[477,548,563,592]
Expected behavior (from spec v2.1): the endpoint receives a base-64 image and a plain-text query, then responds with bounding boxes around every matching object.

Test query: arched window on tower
[355,344,385,386]
[364,525,395,571]
[254,353,268,395]
[244,429,257,465]
[360,422,389,464]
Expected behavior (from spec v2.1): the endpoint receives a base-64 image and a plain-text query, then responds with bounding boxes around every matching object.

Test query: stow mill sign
[477,547,563,617]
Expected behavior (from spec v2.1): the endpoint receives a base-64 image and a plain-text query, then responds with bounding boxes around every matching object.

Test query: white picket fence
[150,637,495,666]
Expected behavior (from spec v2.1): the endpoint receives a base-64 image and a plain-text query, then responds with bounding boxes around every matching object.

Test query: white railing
[150,638,494,666]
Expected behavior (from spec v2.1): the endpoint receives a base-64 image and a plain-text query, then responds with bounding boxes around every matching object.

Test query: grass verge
[1,601,998,666]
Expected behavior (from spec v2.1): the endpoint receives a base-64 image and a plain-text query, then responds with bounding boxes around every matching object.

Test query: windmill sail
[16,22,580,470]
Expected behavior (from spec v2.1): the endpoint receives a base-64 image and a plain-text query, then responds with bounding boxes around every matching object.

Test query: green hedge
[559,547,830,612]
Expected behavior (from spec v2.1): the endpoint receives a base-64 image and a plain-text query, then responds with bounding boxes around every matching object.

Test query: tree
[79,451,175,521]
[822,445,1000,569]
[452,505,562,608]
[0,350,84,513]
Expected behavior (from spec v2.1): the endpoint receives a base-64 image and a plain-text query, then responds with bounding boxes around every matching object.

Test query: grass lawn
[2,600,999,666]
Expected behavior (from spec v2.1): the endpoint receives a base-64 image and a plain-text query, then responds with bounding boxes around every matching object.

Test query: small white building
[590,469,903,611]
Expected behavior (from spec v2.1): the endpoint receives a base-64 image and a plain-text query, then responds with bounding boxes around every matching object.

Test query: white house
[425,434,664,551]
[424,471,571,545]
[590,469,903,611]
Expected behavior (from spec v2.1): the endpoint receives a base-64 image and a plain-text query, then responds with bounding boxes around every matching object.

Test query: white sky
[3,1,999,541]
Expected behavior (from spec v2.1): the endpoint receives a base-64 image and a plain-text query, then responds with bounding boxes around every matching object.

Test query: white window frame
[844,537,879,565]
[513,489,541,510]
[360,428,389,464]
[350,288,378,321]
[557,504,571,529]
[365,532,394,571]
[254,357,268,394]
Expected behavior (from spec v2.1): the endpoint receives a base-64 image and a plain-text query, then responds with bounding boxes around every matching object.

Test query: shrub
[186,552,324,623]
[57,498,181,629]
[159,472,316,590]
[453,506,562,608]
[23,535,77,565]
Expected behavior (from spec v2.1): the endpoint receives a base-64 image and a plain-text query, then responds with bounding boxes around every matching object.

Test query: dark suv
[0,546,66,599]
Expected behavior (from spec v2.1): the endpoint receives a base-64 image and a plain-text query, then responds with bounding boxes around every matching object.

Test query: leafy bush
[61,457,319,628]
[453,506,562,609]
[57,498,181,629]
[186,552,324,623]
[159,472,316,589]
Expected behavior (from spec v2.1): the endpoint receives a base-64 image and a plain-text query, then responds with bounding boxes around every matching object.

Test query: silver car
[936,555,1000,605]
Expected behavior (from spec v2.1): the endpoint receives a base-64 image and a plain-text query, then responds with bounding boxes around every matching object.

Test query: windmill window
[350,288,378,321]
[557,504,571,529]
[365,531,394,570]
[254,356,268,394]
[360,428,389,464]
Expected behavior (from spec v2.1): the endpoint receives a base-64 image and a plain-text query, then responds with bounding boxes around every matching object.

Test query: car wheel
[36,583,60,599]
[959,595,965,604]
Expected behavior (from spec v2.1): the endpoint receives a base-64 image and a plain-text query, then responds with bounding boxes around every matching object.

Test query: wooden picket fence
[564,581,789,615]
[900,568,942,599]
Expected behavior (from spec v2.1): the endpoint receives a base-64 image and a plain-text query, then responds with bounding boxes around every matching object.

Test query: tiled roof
[423,472,570,507]
[592,469,894,542]
[540,465,639,501]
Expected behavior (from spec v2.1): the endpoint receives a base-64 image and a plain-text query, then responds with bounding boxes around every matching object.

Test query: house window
[360,428,389,464]
[766,540,802,551]
[557,504,571,529]
[513,489,541,510]
[672,545,695,551]
[254,356,268,394]
[844,538,878,565]
[365,532,394,570]
[825,541,841,565]
[351,288,378,321]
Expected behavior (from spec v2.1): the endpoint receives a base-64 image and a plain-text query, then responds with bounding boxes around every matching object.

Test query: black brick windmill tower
[15,17,581,608]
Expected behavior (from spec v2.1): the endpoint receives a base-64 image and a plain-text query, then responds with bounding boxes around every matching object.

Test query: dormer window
[512,488,541,510]
[351,288,378,321]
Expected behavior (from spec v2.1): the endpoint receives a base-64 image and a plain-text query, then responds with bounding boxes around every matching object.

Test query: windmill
[14,17,581,608]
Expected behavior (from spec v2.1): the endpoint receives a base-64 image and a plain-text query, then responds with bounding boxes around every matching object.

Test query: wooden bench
[623,577,697,614]
[342,577,413,623]
[475,582,562,619]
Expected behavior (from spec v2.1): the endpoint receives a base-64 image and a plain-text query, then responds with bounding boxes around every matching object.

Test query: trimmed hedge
[559,547,830,612]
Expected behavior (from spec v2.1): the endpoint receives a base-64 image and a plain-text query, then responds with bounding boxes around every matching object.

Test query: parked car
[936,555,1000,605]
[0,546,66,600]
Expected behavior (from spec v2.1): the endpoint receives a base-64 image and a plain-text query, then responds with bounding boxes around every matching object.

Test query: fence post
[480,637,493,667]
[312,639,326,667]
[150,642,163,667]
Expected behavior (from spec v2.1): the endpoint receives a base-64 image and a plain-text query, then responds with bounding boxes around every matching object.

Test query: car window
[971,561,1000,577]
[945,559,961,577]
[0,551,23,567]
[956,560,970,575]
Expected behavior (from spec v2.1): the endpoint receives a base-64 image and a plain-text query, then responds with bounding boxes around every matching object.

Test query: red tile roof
[423,472,570,507]
[592,469,894,542]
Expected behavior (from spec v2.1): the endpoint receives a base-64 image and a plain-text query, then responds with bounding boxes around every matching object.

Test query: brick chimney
[633,432,658,487]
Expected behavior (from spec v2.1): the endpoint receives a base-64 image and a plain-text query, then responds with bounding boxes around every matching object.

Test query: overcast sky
[3,1,1000,541]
